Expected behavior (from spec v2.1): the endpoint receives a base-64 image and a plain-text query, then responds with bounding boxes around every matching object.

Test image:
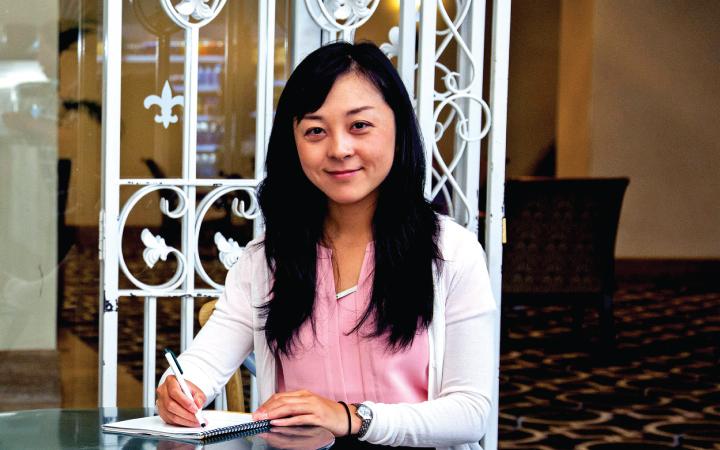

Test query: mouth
[326,168,362,178]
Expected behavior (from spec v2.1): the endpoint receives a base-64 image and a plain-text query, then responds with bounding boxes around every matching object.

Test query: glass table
[0,408,335,450]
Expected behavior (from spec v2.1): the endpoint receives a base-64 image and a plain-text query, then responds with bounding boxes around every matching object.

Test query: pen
[164,348,207,428]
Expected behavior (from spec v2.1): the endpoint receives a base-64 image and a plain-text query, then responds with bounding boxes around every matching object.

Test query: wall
[557,0,720,258]
[506,0,560,177]
[556,0,593,177]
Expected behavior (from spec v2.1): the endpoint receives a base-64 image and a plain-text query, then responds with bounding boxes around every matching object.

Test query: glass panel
[0,1,60,352]
[0,0,107,410]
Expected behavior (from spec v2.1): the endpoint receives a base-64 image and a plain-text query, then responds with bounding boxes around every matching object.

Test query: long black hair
[257,41,441,357]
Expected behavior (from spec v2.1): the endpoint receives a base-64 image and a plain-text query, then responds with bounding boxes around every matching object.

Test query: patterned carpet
[500,281,720,449]
[59,243,720,449]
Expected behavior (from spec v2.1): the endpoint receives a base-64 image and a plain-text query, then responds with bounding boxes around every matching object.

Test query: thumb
[193,391,205,408]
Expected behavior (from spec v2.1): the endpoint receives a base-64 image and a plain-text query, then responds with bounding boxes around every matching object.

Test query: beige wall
[556,0,593,177]
[557,0,720,258]
[506,0,560,177]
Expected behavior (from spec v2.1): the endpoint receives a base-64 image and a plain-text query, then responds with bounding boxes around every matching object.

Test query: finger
[158,407,196,428]
[165,409,201,428]
[274,389,311,397]
[264,400,315,420]
[262,394,311,410]
[167,380,198,412]
[270,414,318,427]
[192,391,205,409]
[258,390,312,410]
[252,411,270,421]
[167,399,200,425]
[254,398,290,417]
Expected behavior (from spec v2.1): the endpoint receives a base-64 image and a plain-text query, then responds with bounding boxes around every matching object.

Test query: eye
[351,121,371,131]
[304,127,325,137]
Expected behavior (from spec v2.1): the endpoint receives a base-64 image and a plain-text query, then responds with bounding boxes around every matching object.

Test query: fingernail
[252,412,269,421]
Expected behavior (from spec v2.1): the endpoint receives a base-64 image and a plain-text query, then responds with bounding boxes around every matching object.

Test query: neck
[324,196,376,246]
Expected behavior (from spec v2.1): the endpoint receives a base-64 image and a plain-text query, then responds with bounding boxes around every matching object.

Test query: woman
[156,42,497,449]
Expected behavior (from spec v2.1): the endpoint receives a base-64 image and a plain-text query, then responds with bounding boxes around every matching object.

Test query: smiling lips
[326,168,362,179]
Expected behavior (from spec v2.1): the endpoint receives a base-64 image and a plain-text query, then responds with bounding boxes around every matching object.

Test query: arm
[361,237,497,447]
[158,247,257,406]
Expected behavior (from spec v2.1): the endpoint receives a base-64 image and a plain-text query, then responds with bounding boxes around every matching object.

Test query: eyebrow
[301,106,375,122]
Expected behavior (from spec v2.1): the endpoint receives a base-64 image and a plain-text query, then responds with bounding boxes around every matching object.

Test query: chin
[325,192,373,206]
[328,196,364,205]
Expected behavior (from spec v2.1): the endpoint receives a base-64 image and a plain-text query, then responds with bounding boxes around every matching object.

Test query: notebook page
[103,410,254,436]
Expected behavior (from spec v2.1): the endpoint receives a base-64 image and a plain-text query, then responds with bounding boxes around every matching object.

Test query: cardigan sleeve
[361,229,497,447]
[158,246,257,405]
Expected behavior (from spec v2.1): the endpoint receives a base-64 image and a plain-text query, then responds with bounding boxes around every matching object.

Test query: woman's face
[293,72,396,210]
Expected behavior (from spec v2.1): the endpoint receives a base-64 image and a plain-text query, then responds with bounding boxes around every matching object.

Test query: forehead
[313,72,388,113]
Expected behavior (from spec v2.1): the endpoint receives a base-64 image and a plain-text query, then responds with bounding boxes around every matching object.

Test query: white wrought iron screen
[100,1,509,448]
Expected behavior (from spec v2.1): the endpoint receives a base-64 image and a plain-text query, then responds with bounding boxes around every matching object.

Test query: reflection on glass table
[0,408,334,450]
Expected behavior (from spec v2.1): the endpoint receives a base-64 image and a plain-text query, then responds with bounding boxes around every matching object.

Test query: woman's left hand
[252,390,354,437]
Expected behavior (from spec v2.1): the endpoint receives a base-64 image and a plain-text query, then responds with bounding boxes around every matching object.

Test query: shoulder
[436,214,485,262]
[226,235,268,283]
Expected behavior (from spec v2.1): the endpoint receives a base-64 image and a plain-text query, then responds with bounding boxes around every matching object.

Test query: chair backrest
[502,177,629,296]
[198,300,245,412]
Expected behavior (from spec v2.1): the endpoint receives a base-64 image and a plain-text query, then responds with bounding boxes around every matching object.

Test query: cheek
[379,149,394,177]
[296,146,325,188]
[296,144,316,172]
[376,131,396,176]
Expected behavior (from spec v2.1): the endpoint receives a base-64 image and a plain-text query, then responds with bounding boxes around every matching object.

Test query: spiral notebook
[102,410,270,441]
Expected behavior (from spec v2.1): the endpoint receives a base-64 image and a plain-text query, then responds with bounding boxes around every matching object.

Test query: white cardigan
[169,216,497,450]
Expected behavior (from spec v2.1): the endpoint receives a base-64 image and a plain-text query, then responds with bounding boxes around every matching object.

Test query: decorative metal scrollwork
[116,183,260,292]
[434,0,475,97]
[431,94,491,224]
[160,0,227,28]
[304,0,380,33]
[118,185,189,292]
[428,0,492,226]
[194,185,260,289]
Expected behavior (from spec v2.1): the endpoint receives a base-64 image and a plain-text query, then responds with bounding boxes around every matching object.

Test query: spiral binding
[201,419,271,440]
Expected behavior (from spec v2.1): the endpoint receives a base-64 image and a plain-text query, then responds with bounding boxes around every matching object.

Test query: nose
[327,132,354,160]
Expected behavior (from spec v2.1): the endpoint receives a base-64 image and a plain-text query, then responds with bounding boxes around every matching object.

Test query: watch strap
[351,403,372,438]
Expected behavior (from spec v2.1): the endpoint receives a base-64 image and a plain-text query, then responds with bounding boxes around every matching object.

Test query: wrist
[351,403,373,439]
[336,401,352,437]
[349,404,362,435]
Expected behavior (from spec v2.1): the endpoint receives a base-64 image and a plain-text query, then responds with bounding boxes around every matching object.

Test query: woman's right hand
[156,375,206,427]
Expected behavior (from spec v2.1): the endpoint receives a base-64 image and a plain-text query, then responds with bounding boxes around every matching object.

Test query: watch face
[357,404,372,419]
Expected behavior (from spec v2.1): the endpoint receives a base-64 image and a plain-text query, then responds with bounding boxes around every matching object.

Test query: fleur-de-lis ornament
[380,26,400,59]
[214,232,243,270]
[175,0,214,20]
[140,229,173,269]
[327,0,372,21]
[143,81,184,129]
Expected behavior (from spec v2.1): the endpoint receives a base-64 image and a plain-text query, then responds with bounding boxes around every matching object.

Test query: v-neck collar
[317,242,375,297]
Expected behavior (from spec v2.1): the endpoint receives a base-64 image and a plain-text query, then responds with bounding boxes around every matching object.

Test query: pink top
[277,243,429,404]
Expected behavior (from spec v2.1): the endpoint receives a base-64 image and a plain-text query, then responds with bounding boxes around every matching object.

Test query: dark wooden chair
[502,177,629,345]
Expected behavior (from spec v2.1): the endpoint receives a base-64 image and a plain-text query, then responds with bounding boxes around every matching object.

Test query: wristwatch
[351,403,373,438]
